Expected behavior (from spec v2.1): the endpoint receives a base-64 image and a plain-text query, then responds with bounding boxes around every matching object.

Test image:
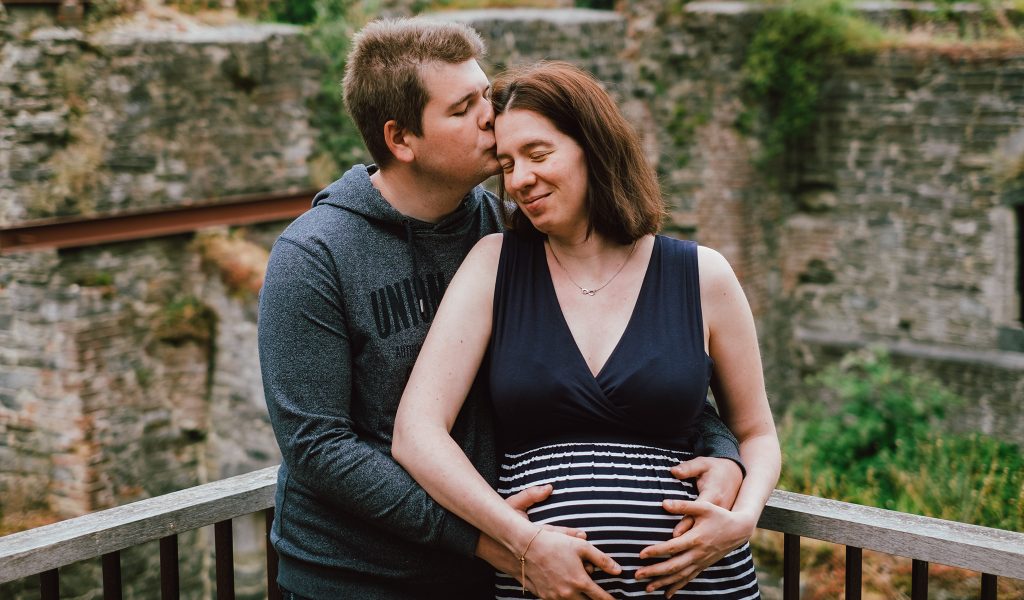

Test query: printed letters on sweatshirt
[369,271,448,338]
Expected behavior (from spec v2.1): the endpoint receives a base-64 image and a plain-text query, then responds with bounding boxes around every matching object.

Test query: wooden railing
[1,465,1022,598]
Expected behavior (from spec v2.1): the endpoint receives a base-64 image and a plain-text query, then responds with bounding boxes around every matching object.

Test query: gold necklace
[548,239,638,296]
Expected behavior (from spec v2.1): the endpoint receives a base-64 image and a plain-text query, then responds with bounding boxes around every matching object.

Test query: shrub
[779,347,1023,532]
[741,0,881,165]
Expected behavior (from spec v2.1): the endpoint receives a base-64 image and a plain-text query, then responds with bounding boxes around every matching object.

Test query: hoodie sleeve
[698,399,747,477]
[258,237,480,557]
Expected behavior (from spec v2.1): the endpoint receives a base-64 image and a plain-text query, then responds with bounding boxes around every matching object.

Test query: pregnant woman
[393,61,779,599]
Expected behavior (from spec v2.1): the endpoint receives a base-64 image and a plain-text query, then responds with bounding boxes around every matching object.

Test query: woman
[393,61,779,599]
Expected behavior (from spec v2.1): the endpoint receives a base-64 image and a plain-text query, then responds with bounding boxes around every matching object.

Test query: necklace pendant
[581,288,596,296]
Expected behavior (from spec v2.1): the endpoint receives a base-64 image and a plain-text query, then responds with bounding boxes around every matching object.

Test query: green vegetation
[779,348,1024,532]
[303,2,373,184]
[236,1,371,182]
[740,0,881,165]
[740,0,1021,169]
[153,297,217,346]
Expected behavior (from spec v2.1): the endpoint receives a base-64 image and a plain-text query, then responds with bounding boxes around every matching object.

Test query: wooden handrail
[2,466,1023,584]
[759,490,1024,579]
[0,466,277,583]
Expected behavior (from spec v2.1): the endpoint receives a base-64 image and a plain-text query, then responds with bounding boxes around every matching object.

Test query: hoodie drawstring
[403,219,428,321]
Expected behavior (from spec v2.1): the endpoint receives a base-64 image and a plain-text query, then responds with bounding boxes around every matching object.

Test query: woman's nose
[507,164,535,194]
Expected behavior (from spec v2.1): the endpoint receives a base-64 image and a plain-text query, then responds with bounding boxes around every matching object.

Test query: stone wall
[0,10,312,598]
[1,1,1023,596]
[1,15,318,226]
[780,44,1024,440]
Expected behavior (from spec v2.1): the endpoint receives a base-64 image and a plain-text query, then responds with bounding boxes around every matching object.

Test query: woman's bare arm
[392,233,620,599]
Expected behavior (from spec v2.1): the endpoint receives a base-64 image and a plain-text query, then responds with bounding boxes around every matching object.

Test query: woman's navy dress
[489,233,760,599]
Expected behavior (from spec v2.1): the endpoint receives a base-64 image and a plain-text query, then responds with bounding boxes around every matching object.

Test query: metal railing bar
[0,188,316,254]
[783,533,799,600]
[0,466,278,584]
[981,573,997,600]
[266,508,281,600]
[215,520,235,600]
[159,534,179,599]
[39,568,58,600]
[912,559,928,600]
[845,546,862,600]
[102,551,122,600]
[758,490,1024,579]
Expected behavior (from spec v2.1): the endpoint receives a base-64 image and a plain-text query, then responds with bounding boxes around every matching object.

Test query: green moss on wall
[740,0,881,169]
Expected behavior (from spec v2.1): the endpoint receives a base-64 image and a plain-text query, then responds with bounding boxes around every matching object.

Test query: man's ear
[383,120,416,164]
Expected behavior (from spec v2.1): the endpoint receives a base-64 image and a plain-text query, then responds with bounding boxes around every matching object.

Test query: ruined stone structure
[0,12,318,598]
[1,1,1022,597]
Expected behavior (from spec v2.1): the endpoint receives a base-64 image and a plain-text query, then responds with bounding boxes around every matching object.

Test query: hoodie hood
[312,164,487,235]
[307,164,498,322]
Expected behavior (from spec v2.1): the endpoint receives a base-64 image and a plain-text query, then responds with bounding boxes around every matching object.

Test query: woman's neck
[546,233,647,278]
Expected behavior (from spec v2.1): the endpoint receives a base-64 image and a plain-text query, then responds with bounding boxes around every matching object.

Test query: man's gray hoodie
[258,164,743,598]
[259,165,502,597]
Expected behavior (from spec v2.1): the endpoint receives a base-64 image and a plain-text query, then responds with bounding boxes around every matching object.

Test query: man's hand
[669,456,742,537]
[635,500,756,597]
[630,456,744,596]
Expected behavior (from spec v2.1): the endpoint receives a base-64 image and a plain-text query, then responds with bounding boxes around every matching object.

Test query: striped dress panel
[494,442,760,600]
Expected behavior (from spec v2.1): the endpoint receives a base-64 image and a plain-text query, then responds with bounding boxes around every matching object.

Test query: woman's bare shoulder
[696,244,738,292]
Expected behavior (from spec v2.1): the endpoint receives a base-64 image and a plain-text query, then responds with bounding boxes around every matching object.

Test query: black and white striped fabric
[495,442,760,600]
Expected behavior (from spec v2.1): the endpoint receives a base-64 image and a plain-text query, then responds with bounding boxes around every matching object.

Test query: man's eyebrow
[446,89,478,112]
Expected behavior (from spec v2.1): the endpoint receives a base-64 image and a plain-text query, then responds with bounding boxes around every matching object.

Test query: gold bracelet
[519,528,543,595]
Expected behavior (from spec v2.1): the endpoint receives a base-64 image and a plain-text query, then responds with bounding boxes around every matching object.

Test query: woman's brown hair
[490,61,665,244]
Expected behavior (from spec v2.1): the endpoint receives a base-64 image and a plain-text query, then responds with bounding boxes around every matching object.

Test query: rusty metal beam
[0,1,83,5]
[0,189,316,254]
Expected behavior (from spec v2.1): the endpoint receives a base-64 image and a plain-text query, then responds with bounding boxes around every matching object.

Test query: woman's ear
[383,120,416,164]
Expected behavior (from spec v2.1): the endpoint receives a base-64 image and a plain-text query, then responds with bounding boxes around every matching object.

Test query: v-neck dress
[489,233,759,600]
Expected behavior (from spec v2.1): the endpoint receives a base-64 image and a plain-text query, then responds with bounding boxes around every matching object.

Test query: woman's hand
[523,530,621,600]
[634,500,757,597]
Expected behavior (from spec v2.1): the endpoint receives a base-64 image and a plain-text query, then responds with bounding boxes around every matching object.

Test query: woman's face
[494,109,588,238]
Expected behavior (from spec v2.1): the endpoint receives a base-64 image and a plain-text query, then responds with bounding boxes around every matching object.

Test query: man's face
[407,59,498,187]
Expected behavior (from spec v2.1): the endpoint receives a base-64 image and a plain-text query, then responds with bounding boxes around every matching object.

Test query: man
[258,18,745,599]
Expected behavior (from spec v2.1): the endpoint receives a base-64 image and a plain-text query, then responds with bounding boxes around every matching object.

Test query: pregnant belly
[495,441,760,600]
[498,441,697,571]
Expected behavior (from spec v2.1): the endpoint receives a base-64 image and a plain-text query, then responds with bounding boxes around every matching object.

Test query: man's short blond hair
[343,18,486,168]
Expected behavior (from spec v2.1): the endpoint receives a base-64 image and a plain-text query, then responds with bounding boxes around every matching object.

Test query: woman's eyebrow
[496,140,553,159]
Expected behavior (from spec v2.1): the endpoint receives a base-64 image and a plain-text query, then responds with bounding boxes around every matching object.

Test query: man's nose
[479,100,494,130]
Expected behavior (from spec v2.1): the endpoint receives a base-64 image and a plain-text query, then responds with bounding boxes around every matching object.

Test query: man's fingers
[670,457,709,481]
[580,544,622,576]
[636,551,692,581]
[693,486,730,510]
[672,515,695,538]
[666,576,694,598]
[662,499,712,517]
[650,567,697,596]
[638,535,688,561]
[505,484,553,511]
[543,524,587,539]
